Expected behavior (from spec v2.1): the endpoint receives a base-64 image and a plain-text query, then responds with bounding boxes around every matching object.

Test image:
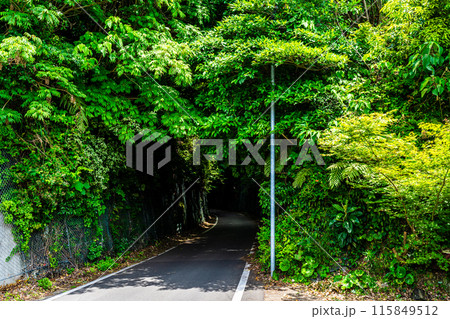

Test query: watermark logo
[193,138,325,166]
[126,131,172,176]
[127,134,324,176]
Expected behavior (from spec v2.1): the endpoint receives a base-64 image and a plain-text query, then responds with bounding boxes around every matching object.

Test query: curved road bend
[49,210,262,301]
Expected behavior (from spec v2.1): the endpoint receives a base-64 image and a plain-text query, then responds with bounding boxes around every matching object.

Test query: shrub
[321,113,450,270]
[87,240,103,261]
[37,277,52,290]
[95,257,117,272]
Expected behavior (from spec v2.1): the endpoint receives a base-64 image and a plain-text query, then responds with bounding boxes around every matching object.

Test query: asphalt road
[49,210,263,301]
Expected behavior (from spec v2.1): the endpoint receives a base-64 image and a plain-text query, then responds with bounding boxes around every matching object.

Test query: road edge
[45,215,219,301]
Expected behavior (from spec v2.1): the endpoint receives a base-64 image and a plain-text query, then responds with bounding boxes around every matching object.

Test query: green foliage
[0,0,217,257]
[95,257,117,272]
[256,163,360,282]
[37,277,52,290]
[252,0,449,292]
[406,41,450,119]
[334,271,377,291]
[192,0,351,141]
[87,240,103,261]
[321,113,450,270]
[385,261,415,286]
[329,201,363,248]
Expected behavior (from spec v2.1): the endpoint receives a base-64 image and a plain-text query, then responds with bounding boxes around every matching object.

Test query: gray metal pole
[270,64,275,277]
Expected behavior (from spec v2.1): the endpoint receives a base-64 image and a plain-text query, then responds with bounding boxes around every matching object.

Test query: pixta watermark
[126,132,325,176]
[193,138,324,166]
[126,131,172,176]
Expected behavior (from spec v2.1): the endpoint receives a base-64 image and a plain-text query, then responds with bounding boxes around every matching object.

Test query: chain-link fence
[1,196,124,284]
[0,151,209,286]
[0,152,98,284]
[1,216,110,285]
[21,216,98,277]
[0,151,24,286]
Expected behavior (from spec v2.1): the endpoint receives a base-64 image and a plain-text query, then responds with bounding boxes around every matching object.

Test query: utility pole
[270,64,275,277]
[268,2,278,278]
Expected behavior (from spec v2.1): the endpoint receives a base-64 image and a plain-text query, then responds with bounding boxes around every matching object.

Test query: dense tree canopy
[0,0,449,293]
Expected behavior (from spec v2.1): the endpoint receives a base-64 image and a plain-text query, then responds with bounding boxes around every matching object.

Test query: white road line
[46,215,219,301]
[202,215,218,234]
[45,246,178,301]
[232,262,251,302]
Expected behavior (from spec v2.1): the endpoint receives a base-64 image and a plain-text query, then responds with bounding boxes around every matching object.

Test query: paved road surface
[49,210,262,301]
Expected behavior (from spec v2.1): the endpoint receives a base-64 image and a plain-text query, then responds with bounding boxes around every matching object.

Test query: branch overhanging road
[49,211,262,301]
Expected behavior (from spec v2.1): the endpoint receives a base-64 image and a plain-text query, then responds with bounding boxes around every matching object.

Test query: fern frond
[263,155,287,176]
[60,94,88,132]
[293,168,312,188]
[328,162,370,189]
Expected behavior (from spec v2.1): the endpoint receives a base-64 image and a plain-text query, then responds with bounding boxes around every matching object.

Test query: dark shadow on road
[62,211,258,300]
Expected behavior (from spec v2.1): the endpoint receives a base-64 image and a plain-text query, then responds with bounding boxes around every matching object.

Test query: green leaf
[395,278,404,285]
[395,266,406,279]
[355,269,364,277]
[349,216,359,224]
[272,272,279,281]
[405,273,414,285]
[279,259,291,272]
[347,206,358,213]
[338,232,347,247]
[74,182,84,192]
[341,280,353,289]
[301,267,314,277]
[343,220,353,233]
[104,42,112,54]
[294,250,303,261]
